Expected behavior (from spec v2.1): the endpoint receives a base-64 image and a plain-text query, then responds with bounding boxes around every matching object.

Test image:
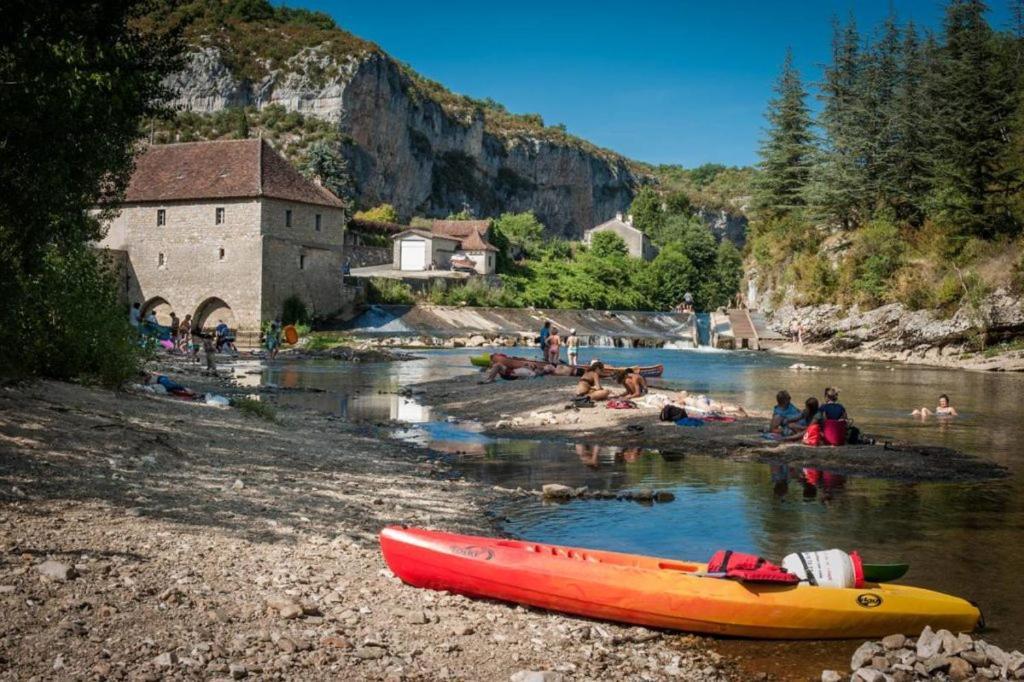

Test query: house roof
[459,229,498,252]
[587,216,643,236]
[430,219,491,238]
[123,139,347,209]
[392,229,460,243]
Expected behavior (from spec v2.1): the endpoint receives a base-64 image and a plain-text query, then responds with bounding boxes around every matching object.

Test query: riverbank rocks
[36,560,75,582]
[538,484,676,504]
[833,627,1024,681]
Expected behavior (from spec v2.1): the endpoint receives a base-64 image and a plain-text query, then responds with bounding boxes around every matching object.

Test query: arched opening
[193,297,234,333]
[141,296,174,325]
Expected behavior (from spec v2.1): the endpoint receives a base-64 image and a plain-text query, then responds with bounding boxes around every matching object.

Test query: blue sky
[296,1,1013,168]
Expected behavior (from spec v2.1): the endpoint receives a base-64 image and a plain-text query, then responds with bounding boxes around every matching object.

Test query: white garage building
[391,229,461,271]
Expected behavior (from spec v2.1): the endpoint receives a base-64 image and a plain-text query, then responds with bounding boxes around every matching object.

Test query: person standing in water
[546,327,562,364]
[265,320,282,361]
[538,320,551,360]
[566,328,580,366]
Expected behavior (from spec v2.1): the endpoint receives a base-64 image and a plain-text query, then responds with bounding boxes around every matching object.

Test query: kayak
[379,526,980,640]
[591,363,664,379]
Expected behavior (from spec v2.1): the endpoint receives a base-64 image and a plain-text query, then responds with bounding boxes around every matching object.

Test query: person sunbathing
[479,360,552,384]
[576,361,610,401]
[913,394,959,418]
[615,368,648,399]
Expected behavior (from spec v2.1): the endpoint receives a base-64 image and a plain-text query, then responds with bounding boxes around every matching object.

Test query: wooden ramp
[727,309,759,349]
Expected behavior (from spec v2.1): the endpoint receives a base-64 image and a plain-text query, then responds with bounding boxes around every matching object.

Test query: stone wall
[346,245,391,268]
[97,198,265,330]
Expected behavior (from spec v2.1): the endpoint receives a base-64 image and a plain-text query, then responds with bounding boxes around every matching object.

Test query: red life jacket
[706,550,799,584]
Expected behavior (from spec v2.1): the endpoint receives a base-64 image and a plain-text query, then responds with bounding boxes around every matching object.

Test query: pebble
[541,484,573,499]
[450,622,475,636]
[509,671,564,682]
[916,625,942,659]
[821,671,842,682]
[881,633,906,650]
[851,641,882,670]
[229,662,248,679]
[355,646,386,660]
[948,656,973,681]
[153,652,178,668]
[321,636,351,649]
[36,560,75,582]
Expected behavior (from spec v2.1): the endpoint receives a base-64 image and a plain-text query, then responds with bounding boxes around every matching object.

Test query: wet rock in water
[654,491,676,502]
[947,656,974,681]
[36,560,75,582]
[821,671,843,682]
[509,671,564,682]
[851,641,883,670]
[916,626,942,659]
[632,489,654,502]
[541,484,574,500]
[881,633,907,650]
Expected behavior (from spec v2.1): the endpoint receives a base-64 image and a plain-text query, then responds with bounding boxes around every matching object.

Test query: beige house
[583,212,658,261]
[390,219,498,275]
[98,138,349,332]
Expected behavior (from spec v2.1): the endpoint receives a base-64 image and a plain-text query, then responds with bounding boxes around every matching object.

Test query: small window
[299,254,306,270]
[158,252,165,268]
[285,209,292,227]
[315,214,322,232]
[218,247,225,261]
[215,207,225,225]
[156,209,166,226]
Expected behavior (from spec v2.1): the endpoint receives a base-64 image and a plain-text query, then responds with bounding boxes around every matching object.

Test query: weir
[342,304,698,347]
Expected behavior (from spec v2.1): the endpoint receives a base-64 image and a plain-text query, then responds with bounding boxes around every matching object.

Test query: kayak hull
[380,527,980,640]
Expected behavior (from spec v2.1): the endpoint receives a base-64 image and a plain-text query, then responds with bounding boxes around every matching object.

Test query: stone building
[390,219,498,275]
[583,213,658,261]
[98,138,349,332]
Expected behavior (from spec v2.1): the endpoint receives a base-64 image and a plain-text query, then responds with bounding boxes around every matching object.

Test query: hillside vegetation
[752,0,1024,316]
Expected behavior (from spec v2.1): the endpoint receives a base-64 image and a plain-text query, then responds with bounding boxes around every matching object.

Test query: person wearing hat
[566,328,580,366]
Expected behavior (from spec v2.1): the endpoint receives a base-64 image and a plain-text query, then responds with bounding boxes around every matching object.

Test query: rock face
[767,289,1024,366]
[698,208,748,248]
[168,48,641,237]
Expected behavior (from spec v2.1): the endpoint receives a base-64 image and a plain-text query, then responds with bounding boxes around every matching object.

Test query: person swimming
[913,394,959,417]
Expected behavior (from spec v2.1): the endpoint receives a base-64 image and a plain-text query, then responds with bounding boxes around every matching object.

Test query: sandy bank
[411,378,1008,483]
[0,363,732,681]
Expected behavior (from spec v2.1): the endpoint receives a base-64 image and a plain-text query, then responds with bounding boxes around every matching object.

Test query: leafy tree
[664,191,693,216]
[754,50,816,217]
[354,203,399,223]
[0,0,181,381]
[301,141,353,208]
[628,186,664,235]
[589,231,628,259]
[493,211,544,255]
[641,245,697,310]
[713,240,744,308]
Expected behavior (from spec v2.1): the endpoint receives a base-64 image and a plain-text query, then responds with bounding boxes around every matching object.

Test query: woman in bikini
[912,394,959,417]
[576,361,610,401]
[615,369,647,399]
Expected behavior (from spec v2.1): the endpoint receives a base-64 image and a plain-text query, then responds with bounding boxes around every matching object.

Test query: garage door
[400,239,427,270]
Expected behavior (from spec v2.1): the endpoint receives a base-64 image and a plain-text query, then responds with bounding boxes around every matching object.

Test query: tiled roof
[430,219,491,238]
[459,229,498,252]
[124,139,346,208]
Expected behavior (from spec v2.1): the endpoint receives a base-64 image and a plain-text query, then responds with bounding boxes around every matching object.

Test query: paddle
[862,563,909,583]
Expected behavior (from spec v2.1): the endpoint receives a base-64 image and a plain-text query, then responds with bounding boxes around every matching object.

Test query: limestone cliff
[167,47,642,237]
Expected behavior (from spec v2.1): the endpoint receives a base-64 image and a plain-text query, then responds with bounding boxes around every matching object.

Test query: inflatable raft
[380,526,980,640]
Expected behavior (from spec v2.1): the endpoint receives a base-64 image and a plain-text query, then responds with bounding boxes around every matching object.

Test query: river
[250,347,1024,677]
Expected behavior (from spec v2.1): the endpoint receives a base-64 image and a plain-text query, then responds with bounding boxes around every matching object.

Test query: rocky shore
[0,359,734,681]
[409,378,1007,482]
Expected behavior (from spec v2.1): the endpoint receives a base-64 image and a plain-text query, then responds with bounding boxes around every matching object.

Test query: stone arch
[141,296,174,325]
[193,297,234,333]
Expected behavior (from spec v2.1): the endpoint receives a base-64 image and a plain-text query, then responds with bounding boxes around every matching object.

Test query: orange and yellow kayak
[380,526,980,640]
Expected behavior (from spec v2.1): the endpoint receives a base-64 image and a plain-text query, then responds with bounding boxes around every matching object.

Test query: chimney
[626,213,633,225]
[615,211,623,221]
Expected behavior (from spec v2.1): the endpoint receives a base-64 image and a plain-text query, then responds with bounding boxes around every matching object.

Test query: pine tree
[887,22,934,223]
[301,141,353,210]
[929,0,1017,237]
[808,16,866,229]
[863,12,903,213]
[754,50,816,218]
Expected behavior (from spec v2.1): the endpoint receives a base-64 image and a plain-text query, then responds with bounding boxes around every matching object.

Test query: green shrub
[281,295,310,326]
[231,396,277,422]
[2,246,142,386]
[367,278,415,304]
[792,253,837,305]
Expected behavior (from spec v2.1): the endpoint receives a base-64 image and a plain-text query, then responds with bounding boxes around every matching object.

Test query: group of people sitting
[769,387,867,445]
[478,354,648,402]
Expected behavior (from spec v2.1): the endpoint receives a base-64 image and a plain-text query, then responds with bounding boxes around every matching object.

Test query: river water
[251,347,1024,675]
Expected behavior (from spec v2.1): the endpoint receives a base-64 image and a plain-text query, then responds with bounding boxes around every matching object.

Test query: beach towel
[702,415,737,423]
[606,399,637,410]
[676,417,705,427]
